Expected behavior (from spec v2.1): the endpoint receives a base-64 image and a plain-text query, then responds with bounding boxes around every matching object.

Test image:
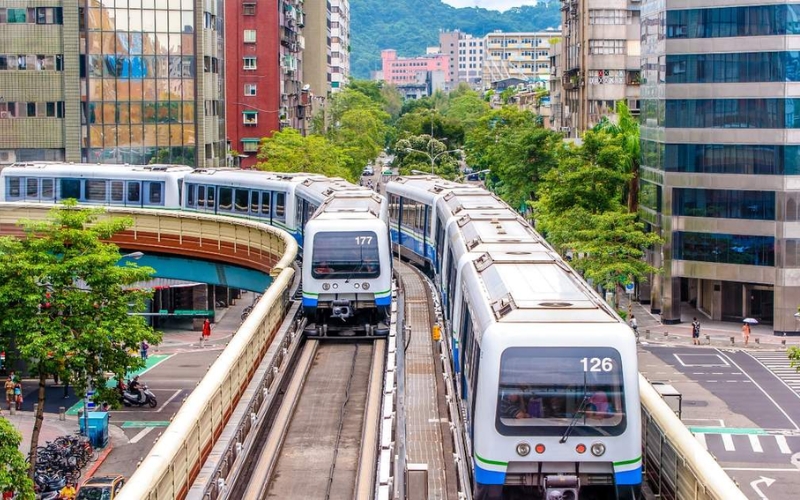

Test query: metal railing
[640,374,747,500]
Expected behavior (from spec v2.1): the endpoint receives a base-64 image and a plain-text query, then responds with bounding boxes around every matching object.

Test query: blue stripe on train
[376,295,392,306]
[302,297,318,307]
[615,466,642,485]
[474,463,505,485]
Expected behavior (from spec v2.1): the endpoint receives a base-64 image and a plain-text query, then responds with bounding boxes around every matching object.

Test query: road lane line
[748,434,763,453]
[695,433,708,450]
[776,435,792,454]
[156,389,182,413]
[717,350,800,430]
[722,434,735,451]
[129,427,154,444]
[724,467,800,472]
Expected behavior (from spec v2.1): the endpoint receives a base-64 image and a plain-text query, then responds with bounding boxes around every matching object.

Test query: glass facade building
[0,0,225,167]
[641,0,800,333]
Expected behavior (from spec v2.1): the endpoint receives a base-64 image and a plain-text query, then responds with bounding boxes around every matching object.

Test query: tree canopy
[0,202,159,474]
[0,419,34,500]
[256,128,353,180]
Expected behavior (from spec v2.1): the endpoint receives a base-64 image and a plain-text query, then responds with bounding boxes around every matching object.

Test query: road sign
[625,282,635,295]
[85,390,95,411]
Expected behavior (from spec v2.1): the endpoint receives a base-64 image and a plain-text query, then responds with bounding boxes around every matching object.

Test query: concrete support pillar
[193,284,209,329]
[662,277,682,324]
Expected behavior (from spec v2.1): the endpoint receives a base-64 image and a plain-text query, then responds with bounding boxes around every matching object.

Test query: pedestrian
[629,314,638,337]
[691,317,701,345]
[742,322,751,346]
[4,376,14,410]
[13,381,22,410]
[101,402,110,412]
[202,318,211,339]
[140,339,150,360]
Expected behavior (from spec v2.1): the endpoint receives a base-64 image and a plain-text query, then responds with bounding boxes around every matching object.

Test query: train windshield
[311,231,380,279]
[495,346,626,437]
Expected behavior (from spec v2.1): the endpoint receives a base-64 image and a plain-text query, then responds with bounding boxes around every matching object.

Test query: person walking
[202,318,211,340]
[4,376,14,410]
[691,317,701,345]
[629,315,638,338]
[742,322,751,346]
[13,380,22,410]
[140,340,150,360]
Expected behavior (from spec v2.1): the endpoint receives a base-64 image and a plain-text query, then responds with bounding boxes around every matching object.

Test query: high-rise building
[302,0,330,99]
[640,1,799,333]
[225,0,306,168]
[439,29,484,89]
[0,0,226,167]
[553,0,641,137]
[330,0,349,92]
[482,31,559,91]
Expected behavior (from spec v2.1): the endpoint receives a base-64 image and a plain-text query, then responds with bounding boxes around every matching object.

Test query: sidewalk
[623,297,799,350]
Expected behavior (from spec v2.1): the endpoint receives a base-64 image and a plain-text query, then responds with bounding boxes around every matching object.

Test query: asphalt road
[643,345,800,500]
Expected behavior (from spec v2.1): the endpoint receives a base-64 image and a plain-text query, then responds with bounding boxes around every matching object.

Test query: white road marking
[722,433,735,451]
[725,467,799,472]
[129,427,154,444]
[749,434,764,453]
[695,433,708,450]
[156,389,182,413]
[776,435,792,454]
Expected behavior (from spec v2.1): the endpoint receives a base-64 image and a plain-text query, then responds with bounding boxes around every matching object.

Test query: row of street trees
[0,202,158,495]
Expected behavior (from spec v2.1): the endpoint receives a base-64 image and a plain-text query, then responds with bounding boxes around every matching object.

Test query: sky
[441,0,540,11]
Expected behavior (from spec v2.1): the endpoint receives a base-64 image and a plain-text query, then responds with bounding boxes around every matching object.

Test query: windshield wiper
[344,246,366,283]
[559,394,590,444]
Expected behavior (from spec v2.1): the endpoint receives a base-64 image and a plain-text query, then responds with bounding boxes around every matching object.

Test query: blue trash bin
[78,411,109,448]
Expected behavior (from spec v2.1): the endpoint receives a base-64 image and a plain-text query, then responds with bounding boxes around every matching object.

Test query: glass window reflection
[674,232,775,266]
[674,189,775,220]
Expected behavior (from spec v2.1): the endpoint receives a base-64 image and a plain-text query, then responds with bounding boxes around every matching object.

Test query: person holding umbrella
[742,318,757,346]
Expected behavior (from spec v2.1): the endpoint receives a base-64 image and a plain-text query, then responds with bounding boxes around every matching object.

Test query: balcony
[562,69,581,90]
[627,70,642,86]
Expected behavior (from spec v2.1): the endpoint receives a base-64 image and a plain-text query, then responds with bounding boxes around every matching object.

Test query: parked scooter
[120,381,157,408]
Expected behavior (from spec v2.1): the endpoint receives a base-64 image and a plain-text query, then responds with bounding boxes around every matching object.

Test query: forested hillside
[350,0,562,78]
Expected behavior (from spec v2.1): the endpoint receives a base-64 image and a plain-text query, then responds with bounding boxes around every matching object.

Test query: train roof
[312,193,385,220]
[185,168,322,182]
[3,162,193,176]
[387,175,485,203]
[470,250,618,323]
[453,212,541,247]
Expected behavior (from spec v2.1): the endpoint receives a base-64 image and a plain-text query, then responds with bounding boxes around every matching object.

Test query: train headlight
[354,283,360,289]
[332,283,339,290]
[362,282,370,290]
[516,443,531,457]
[590,442,606,457]
[322,283,330,291]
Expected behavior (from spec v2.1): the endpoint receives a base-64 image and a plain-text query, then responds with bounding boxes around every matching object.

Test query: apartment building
[553,0,641,137]
[640,1,800,334]
[439,29,484,89]
[482,30,559,91]
[0,0,226,167]
[380,49,449,87]
[330,0,349,92]
[225,0,307,168]
[302,0,330,100]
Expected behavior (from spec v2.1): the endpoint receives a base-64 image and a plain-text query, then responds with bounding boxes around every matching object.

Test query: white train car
[301,191,391,336]
[386,176,641,499]
[0,162,191,208]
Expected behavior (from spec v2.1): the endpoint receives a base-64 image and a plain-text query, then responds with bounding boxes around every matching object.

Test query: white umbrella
[743,318,759,324]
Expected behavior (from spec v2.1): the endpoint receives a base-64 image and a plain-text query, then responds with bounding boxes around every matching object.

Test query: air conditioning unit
[560,126,571,134]
[0,111,9,118]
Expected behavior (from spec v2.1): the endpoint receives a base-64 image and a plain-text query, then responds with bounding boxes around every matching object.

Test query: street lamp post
[404,147,462,174]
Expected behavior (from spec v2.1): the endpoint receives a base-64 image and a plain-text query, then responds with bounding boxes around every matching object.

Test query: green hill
[350,0,562,79]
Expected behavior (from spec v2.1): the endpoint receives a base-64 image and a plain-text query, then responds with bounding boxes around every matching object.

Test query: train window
[41,179,54,199]
[435,215,445,274]
[311,231,380,279]
[389,194,399,221]
[274,192,285,220]
[249,191,259,213]
[86,180,107,202]
[234,189,248,213]
[495,347,626,437]
[218,187,233,211]
[197,185,206,208]
[6,178,21,199]
[146,182,163,206]
[206,186,216,208]
[110,181,124,202]
[187,183,195,207]
[425,206,432,238]
[60,179,81,200]
[127,182,141,204]
[26,178,38,199]
[260,190,271,216]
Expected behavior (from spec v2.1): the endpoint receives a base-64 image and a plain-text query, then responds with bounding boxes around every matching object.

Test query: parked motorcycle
[120,382,157,408]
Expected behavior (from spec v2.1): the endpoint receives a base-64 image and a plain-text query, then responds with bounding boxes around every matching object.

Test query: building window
[673,232,774,267]
[589,9,632,25]
[588,40,626,55]
[243,30,256,43]
[243,57,257,70]
[243,111,258,126]
[242,140,260,153]
[244,84,257,96]
[243,3,256,15]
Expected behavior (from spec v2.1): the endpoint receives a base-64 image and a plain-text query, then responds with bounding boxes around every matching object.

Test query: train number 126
[355,236,373,245]
[580,357,613,372]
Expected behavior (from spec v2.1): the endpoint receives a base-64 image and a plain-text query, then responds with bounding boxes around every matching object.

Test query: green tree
[442,91,490,134]
[790,346,800,372]
[0,419,35,500]
[0,202,159,476]
[395,134,460,179]
[593,101,641,213]
[256,128,353,180]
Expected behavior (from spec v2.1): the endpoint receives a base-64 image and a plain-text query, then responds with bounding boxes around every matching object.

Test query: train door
[126,181,142,207]
[143,181,164,207]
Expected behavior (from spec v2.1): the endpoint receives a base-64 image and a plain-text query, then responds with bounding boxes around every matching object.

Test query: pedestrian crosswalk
[751,351,800,395]
[693,431,797,457]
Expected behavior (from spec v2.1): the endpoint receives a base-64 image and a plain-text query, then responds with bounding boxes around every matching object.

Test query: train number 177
[355,236,373,245]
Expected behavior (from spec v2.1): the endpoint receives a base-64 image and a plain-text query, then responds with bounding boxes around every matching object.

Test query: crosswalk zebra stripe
[776,435,792,454]
[722,433,735,451]
[748,434,763,453]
